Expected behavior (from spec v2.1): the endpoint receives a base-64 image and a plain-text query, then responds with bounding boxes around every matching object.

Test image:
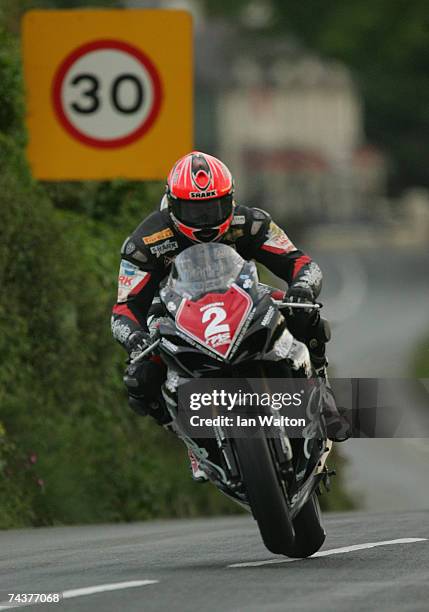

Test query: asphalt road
[0,512,428,612]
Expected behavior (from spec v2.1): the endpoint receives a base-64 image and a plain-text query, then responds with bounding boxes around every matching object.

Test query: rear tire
[235,434,295,555]
[287,493,325,558]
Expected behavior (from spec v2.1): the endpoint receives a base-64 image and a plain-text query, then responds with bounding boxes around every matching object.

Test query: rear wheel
[287,493,325,558]
[234,433,295,555]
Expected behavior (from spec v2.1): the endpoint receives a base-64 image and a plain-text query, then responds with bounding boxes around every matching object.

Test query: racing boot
[314,364,351,442]
[306,317,350,440]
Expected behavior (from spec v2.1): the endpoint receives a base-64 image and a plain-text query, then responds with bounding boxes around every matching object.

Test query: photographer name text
[189,414,306,428]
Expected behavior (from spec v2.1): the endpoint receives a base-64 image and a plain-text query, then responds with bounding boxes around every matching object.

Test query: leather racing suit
[112,204,327,413]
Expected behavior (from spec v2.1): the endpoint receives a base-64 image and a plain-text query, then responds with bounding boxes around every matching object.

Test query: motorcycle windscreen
[168,242,248,299]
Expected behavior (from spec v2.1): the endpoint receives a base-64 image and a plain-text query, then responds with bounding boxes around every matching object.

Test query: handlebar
[130,339,161,365]
[273,300,321,311]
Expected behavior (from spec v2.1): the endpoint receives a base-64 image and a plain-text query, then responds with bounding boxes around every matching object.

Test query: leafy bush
[0,129,241,525]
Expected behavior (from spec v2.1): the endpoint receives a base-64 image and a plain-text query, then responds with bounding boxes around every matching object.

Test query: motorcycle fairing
[175,283,253,358]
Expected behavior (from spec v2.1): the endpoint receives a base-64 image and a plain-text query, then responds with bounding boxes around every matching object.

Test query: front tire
[287,493,325,558]
[235,433,295,555]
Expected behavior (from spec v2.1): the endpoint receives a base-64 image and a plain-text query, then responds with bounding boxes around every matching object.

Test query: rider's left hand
[285,285,315,313]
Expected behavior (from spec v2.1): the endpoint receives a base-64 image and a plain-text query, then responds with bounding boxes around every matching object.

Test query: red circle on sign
[52,39,163,148]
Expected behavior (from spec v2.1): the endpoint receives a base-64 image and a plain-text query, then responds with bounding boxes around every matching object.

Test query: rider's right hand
[123,330,165,408]
[125,330,151,358]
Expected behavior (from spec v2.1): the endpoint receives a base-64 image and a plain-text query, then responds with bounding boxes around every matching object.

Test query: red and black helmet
[166,151,235,242]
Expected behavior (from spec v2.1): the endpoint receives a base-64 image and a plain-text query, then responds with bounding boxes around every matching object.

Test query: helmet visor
[170,195,233,229]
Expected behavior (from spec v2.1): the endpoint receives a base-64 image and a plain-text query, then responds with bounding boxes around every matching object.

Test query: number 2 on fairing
[202,307,230,339]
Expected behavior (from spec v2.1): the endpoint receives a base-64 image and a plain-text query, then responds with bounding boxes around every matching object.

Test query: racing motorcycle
[135,242,333,558]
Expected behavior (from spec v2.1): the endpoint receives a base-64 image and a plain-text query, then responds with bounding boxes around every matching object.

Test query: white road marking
[0,580,159,610]
[62,580,159,599]
[228,537,427,567]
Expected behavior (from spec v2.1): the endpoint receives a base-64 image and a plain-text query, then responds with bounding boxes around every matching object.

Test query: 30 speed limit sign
[53,40,163,148]
[22,10,193,180]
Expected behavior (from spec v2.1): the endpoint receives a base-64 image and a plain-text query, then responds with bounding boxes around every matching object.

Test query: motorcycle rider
[112,152,337,478]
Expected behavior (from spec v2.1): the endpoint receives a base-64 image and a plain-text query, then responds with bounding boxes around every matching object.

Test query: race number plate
[176,284,252,358]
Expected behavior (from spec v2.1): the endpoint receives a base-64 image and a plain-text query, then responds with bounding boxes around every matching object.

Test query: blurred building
[209,39,387,225]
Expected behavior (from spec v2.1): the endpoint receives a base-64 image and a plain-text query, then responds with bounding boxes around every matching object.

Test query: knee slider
[319,317,331,342]
[311,316,331,342]
[124,358,165,401]
[308,317,331,355]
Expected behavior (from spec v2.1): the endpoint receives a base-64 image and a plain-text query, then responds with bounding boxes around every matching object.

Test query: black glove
[124,329,156,398]
[285,285,315,313]
[284,285,316,342]
[125,330,151,358]
[123,328,161,396]
[286,284,314,303]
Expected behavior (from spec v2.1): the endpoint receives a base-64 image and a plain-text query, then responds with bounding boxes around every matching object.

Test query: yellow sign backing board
[22,9,193,180]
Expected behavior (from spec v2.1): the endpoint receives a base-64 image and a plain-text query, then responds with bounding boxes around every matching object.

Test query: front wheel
[234,434,295,555]
[287,493,325,558]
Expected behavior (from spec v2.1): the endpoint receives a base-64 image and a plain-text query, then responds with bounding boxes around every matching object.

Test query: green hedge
[0,130,245,526]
